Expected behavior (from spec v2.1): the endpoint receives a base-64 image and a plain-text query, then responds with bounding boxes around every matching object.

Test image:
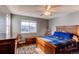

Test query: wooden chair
[17,34,23,47]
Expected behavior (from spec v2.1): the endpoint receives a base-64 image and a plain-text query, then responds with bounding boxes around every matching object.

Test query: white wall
[12,14,48,37]
[49,11,79,33]
[0,14,6,33]
[0,13,6,38]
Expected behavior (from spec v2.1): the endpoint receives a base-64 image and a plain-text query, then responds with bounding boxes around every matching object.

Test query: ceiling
[0,5,79,19]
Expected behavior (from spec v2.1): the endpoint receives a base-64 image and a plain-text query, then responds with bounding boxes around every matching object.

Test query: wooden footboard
[36,37,57,54]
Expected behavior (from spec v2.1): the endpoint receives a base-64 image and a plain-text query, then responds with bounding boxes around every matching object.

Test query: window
[21,20,37,33]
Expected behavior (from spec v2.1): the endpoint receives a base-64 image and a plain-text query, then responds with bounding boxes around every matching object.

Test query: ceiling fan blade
[46,5,51,10]
[50,9,56,12]
[39,5,60,16]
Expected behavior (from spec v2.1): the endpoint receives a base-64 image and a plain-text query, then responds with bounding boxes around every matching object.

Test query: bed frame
[36,25,79,54]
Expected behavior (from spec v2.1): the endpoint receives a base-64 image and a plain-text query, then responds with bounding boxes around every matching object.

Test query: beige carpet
[16,44,42,54]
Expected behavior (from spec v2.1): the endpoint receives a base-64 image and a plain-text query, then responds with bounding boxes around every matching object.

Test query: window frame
[21,20,37,33]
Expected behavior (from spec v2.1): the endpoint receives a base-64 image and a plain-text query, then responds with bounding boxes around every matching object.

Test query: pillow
[72,35,79,42]
[53,31,62,37]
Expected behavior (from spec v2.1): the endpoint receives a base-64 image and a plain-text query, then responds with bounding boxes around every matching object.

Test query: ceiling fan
[40,5,56,16]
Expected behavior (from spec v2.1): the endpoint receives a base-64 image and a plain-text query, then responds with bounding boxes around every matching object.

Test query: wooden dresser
[0,38,16,54]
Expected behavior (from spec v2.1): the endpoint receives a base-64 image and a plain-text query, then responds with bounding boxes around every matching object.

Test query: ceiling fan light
[44,11,51,15]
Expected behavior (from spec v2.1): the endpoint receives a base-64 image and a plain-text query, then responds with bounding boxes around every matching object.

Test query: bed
[36,25,79,54]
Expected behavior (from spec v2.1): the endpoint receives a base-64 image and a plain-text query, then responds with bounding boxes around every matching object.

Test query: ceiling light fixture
[44,11,51,15]
[42,5,52,16]
[40,5,57,16]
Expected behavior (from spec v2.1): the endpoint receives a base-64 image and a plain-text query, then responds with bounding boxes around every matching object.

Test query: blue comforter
[41,35,72,46]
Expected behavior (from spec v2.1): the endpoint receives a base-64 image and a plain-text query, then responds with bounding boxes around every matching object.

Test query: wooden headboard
[56,25,79,35]
[56,25,79,41]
